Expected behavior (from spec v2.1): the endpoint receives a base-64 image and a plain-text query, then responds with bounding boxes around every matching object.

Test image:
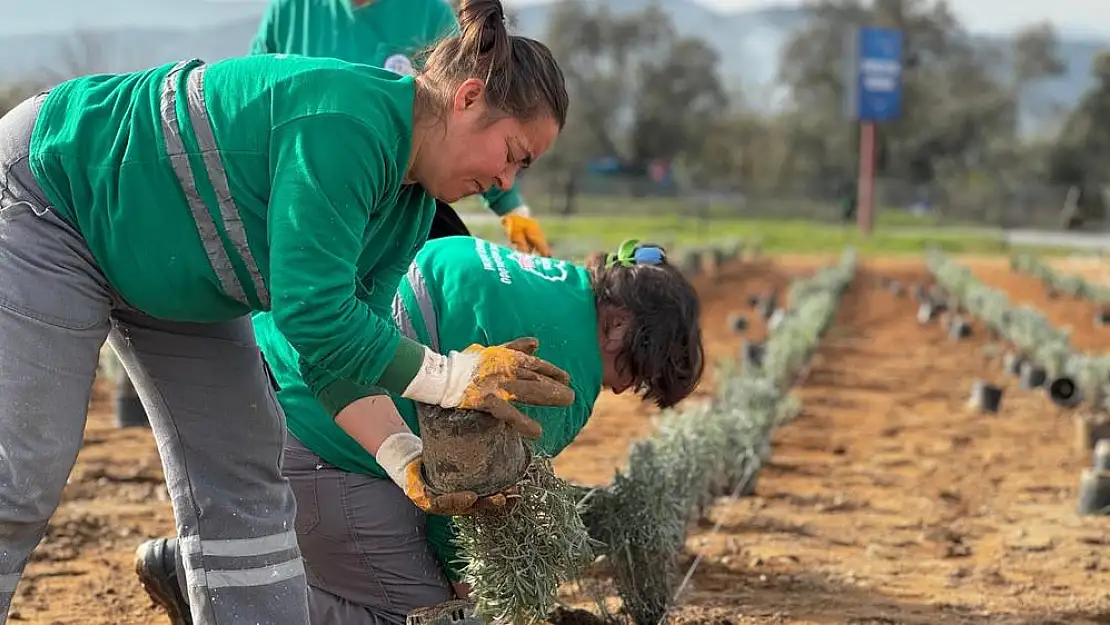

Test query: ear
[451,78,487,114]
[600,307,632,354]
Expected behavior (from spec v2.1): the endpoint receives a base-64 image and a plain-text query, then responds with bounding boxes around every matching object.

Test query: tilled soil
[555,256,1110,624]
[12,255,1110,624]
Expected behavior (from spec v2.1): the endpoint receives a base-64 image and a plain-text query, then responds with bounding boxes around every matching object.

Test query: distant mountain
[0,0,267,36]
[2,0,1106,133]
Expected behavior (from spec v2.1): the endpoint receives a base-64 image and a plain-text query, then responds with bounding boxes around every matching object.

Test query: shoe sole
[134,543,192,625]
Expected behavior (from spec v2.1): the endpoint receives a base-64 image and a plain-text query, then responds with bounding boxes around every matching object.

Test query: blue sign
[845,27,903,122]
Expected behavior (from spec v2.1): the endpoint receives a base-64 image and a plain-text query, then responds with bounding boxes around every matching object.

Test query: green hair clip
[604,239,666,268]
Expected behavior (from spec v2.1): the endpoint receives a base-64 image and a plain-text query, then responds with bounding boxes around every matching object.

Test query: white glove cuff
[377,432,423,489]
[400,346,479,408]
[508,204,532,218]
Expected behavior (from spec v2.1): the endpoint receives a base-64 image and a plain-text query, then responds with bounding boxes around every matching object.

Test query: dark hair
[589,255,705,409]
[417,0,569,129]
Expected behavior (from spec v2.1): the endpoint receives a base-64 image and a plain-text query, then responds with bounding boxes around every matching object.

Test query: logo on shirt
[474,239,568,284]
[507,251,569,283]
[383,54,415,76]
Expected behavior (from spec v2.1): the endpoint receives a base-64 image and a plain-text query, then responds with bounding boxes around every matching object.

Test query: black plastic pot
[415,404,531,498]
[1096,308,1110,327]
[741,340,765,368]
[1094,439,1110,471]
[1048,376,1083,408]
[114,373,150,429]
[1002,353,1026,376]
[916,302,936,325]
[1019,363,1047,389]
[1077,468,1110,516]
[758,290,779,321]
[967,381,1003,414]
[407,600,481,625]
[1076,416,1110,453]
[948,316,971,340]
[727,312,748,334]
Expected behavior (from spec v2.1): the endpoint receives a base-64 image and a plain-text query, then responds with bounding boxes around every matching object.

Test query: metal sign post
[846,27,903,235]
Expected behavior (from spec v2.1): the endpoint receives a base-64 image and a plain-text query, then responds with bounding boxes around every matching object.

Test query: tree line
[4,0,1109,222]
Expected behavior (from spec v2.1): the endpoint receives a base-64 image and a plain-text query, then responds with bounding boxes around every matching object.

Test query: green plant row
[927,249,1110,409]
[1010,252,1110,304]
[582,249,857,625]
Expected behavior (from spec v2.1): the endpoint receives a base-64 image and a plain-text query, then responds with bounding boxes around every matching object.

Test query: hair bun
[457,0,509,57]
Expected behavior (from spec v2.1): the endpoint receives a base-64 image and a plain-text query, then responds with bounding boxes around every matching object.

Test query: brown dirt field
[11,254,1110,624]
[1048,256,1110,288]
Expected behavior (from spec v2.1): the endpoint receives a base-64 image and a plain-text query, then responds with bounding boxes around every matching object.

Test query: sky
[2,0,1109,38]
[510,0,1110,37]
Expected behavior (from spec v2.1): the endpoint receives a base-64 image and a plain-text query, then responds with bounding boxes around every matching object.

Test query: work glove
[501,206,552,257]
[453,337,573,438]
[401,337,575,440]
[377,431,522,516]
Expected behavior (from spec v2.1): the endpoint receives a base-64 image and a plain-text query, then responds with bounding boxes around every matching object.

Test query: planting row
[575,249,857,625]
[1010,252,1110,311]
[925,250,1110,411]
[924,250,1110,515]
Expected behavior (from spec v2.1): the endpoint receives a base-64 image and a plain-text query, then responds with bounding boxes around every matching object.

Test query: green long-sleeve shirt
[29,54,434,399]
[249,0,526,216]
[252,235,604,580]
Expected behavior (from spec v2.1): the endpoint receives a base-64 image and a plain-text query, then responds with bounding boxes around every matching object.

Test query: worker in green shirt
[135,236,706,624]
[111,0,549,430]
[250,0,553,256]
[0,1,571,623]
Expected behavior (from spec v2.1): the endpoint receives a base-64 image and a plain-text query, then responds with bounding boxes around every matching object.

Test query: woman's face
[597,306,635,396]
[417,79,559,202]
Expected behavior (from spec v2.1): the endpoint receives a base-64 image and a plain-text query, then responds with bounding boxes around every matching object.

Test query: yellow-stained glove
[400,337,575,440]
[404,458,521,515]
[377,431,521,516]
[501,206,552,257]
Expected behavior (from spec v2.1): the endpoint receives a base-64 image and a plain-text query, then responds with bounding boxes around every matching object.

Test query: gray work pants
[284,436,455,624]
[164,434,457,624]
[0,95,310,624]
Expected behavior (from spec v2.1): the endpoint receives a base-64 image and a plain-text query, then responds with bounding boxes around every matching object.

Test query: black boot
[134,537,192,625]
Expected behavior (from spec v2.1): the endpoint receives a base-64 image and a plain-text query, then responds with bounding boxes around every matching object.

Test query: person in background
[251,0,553,256]
[0,0,570,623]
[136,236,706,624]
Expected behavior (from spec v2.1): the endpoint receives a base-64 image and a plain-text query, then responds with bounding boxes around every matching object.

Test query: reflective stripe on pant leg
[158,60,249,308]
[182,66,270,310]
[109,313,308,625]
[179,530,305,590]
[404,263,440,352]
